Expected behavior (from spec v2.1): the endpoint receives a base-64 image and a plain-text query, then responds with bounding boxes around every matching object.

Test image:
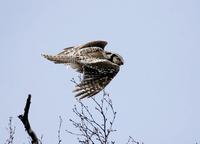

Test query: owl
[42,40,124,99]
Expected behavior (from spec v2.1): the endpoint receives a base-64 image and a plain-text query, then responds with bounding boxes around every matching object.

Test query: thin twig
[57,116,63,144]
[126,136,142,144]
[66,92,117,144]
[4,117,15,144]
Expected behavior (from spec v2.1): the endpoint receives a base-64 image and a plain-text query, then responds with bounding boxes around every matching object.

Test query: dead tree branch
[126,136,143,144]
[4,117,15,144]
[18,94,39,144]
[57,116,63,144]
[66,92,117,144]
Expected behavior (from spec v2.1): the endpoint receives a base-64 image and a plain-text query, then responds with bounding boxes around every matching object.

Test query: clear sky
[1,0,200,143]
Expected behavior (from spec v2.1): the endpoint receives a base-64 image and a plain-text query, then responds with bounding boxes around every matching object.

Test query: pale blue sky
[1,0,200,143]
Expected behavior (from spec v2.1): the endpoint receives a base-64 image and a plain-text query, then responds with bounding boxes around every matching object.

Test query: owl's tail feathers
[41,54,68,64]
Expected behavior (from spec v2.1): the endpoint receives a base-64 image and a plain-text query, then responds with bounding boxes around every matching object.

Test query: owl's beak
[120,60,124,65]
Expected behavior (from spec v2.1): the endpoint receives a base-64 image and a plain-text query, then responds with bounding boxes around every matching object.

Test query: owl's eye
[110,54,117,62]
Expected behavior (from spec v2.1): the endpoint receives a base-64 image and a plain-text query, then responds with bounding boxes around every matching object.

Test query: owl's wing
[57,46,75,55]
[79,40,107,49]
[73,60,119,99]
[58,40,107,55]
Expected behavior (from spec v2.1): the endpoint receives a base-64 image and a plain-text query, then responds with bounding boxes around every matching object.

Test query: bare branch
[18,94,39,144]
[70,74,82,85]
[4,117,15,144]
[66,92,117,144]
[57,116,63,144]
[70,78,78,85]
[126,136,143,144]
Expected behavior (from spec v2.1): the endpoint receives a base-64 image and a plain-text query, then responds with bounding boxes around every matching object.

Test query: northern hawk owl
[42,40,124,99]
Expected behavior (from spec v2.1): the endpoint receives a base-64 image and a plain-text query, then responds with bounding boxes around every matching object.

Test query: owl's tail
[42,54,70,64]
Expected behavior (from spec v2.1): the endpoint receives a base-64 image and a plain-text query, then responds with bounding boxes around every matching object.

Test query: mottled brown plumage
[42,40,124,99]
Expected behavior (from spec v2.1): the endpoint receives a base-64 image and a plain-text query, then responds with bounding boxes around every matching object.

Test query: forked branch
[18,94,39,144]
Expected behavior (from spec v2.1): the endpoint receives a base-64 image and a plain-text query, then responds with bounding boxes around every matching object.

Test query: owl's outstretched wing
[57,40,107,55]
[58,46,75,55]
[79,40,107,49]
[73,60,119,99]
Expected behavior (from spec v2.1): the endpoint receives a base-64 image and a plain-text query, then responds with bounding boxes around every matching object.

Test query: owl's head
[106,52,124,66]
